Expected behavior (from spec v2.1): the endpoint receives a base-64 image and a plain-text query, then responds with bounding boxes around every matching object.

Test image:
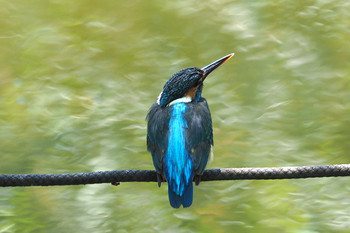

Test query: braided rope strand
[0,164,349,187]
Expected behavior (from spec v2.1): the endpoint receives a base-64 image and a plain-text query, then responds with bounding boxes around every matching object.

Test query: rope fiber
[0,164,349,187]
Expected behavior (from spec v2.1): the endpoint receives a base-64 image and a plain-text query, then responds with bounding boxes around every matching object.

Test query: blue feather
[181,181,193,207]
[168,181,193,208]
[164,103,194,208]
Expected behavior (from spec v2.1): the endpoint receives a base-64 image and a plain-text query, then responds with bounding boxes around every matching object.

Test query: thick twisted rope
[0,164,349,187]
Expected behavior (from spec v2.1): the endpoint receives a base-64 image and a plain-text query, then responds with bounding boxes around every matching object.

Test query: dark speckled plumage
[159,68,203,108]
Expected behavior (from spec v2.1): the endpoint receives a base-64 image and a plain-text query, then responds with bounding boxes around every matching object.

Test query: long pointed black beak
[201,53,234,78]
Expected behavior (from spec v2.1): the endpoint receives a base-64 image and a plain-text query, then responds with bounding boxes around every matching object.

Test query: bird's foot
[194,175,202,186]
[156,173,166,187]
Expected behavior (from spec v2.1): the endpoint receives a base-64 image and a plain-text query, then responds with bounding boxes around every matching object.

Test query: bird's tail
[168,182,193,208]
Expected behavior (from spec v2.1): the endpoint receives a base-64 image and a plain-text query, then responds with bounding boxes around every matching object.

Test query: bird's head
[157,53,234,108]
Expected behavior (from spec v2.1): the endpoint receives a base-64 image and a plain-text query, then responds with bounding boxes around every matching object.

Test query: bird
[146,53,234,208]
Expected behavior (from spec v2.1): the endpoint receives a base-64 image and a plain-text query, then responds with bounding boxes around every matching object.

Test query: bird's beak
[201,53,234,78]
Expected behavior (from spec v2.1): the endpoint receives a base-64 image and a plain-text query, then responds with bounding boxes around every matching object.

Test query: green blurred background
[0,0,350,232]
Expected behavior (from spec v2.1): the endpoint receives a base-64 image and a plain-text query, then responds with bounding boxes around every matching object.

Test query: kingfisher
[146,53,234,208]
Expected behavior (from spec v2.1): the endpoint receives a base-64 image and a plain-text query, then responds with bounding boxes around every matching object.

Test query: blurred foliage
[0,0,350,232]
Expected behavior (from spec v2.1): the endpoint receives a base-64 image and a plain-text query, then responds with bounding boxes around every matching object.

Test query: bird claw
[156,173,166,187]
[194,175,201,186]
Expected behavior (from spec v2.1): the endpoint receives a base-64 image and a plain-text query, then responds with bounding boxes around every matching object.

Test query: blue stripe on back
[164,102,194,196]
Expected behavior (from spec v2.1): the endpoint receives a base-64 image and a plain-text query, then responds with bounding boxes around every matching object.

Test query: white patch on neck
[157,91,192,106]
[168,97,192,106]
[156,91,163,105]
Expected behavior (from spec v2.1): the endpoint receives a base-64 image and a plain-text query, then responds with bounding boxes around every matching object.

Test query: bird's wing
[146,102,169,174]
[185,98,213,175]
